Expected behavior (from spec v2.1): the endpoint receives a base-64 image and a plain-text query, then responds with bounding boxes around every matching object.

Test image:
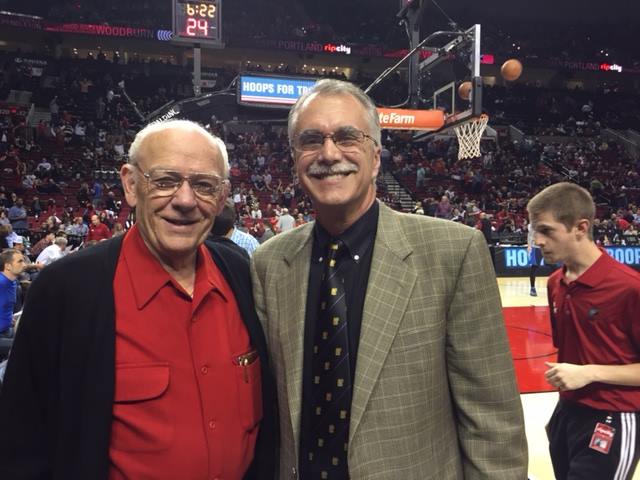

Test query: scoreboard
[172,0,222,46]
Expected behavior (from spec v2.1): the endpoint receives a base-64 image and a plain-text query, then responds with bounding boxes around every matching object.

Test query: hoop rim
[452,113,489,128]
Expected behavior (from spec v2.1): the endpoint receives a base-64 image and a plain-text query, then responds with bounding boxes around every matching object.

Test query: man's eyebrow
[534,223,553,231]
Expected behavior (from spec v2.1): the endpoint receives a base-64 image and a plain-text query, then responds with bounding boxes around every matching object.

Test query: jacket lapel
[349,204,417,444]
[277,225,314,452]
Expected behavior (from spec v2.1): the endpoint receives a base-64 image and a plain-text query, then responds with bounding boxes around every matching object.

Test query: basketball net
[453,114,489,160]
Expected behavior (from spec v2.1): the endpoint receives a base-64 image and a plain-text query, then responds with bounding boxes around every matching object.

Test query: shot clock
[172,0,222,46]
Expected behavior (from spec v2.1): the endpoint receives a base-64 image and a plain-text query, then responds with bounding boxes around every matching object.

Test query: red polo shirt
[109,226,262,479]
[547,249,640,411]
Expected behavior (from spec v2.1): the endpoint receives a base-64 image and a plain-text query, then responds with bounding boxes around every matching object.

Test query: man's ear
[575,218,591,238]
[120,163,138,208]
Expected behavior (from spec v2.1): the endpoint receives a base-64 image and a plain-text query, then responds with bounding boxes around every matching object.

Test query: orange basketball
[458,81,472,100]
[501,59,523,81]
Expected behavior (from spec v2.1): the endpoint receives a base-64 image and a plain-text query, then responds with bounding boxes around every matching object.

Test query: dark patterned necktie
[307,240,352,479]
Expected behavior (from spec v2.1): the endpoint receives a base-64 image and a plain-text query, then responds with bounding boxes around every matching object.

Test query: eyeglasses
[292,127,378,153]
[134,164,228,201]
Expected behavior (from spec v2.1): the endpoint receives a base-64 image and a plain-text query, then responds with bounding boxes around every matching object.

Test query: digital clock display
[172,0,222,45]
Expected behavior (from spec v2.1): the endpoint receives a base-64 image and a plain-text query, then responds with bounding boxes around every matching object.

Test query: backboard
[419,24,483,132]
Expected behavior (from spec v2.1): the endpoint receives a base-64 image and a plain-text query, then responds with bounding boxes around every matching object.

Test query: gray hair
[54,236,68,247]
[288,79,381,147]
[128,119,229,178]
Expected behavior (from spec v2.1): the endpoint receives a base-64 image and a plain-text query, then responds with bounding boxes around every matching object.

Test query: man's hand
[544,361,593,391]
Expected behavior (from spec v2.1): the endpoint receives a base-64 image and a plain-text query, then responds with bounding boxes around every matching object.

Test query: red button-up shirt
[109,226,262,479]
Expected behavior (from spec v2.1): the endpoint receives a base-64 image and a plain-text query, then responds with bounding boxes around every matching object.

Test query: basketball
[501,58,523,81]
[458,81,472,100]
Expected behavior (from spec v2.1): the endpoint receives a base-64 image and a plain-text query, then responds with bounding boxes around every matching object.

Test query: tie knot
[329,241,342,251]
[327,240,345,258]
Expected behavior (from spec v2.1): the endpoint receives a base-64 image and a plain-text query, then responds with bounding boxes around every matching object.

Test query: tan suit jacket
[251,202,528,479]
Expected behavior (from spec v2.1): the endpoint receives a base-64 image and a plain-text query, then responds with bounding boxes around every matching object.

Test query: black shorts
[547,400,640,480]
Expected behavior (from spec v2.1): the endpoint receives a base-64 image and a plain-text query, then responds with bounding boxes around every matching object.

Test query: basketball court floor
[499,277,639,480]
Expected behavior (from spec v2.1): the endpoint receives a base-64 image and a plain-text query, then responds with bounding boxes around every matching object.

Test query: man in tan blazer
[251,79,527,479]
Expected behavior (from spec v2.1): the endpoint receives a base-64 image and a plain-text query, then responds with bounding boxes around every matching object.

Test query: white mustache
[307,162,359,176]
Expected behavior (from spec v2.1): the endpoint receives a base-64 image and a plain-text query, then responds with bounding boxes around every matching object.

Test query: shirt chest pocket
[111,363,172,452]
[233,350,263,431]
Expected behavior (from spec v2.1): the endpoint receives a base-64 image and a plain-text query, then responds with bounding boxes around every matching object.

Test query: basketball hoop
[453,114,489,160]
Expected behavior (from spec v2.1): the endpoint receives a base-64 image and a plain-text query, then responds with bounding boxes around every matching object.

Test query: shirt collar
[313,201,379,263]
[122,225,227,310]
[561,247,609,288]
[0,272,15,284]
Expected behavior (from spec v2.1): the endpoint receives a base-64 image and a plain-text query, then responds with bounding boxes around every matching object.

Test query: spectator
[36,157,52,177]
[76,182,90,205]
[259,218,278,243]
[12,236,44,282]
[8,199,28,231]
[623,223,639,245]
[2,225,21,249]
[86,214,112,242]
[478,212,495,267]
[49,96,59,124]
[65,216,89,238]
[30,196,42,218]
[92,180,103,208]
[30,232,55,258]
[35,236,68,266]
[41,215,62,235]
[210,199,259,257]
[232,187,245,211]
[416,163,426,189]
[0,226,8,251]
[0,249,25,337]
[276,207,295,232]
[434,195,453,219]
[111,223,125,237]
[250,204,262,220]
[294,213,307,227]
[105,191,119,213]
[98,211,114,230]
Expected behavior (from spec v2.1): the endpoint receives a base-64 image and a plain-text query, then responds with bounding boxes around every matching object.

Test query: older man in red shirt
[0,120,276,480]
[86,214,112,242]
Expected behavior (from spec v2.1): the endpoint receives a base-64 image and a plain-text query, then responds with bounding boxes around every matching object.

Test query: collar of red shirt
[561,247,610,288]
[121,225,228,310]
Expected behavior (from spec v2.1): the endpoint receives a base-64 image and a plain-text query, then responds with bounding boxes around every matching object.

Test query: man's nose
[171,180,199,208]
[317,136,343,161]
